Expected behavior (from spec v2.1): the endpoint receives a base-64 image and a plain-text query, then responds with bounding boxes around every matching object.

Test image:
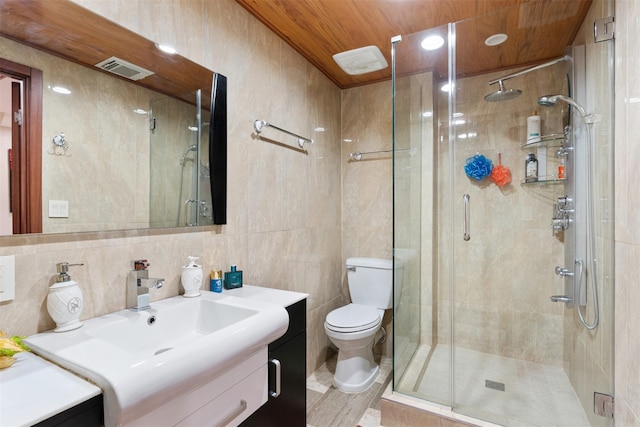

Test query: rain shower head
[537,94,588,118]
[484,80,522,102]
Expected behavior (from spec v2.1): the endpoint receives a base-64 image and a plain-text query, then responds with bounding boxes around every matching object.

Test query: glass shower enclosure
[392,3,614,426]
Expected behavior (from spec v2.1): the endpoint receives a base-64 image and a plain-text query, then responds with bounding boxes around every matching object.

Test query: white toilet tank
[346,257,393,309]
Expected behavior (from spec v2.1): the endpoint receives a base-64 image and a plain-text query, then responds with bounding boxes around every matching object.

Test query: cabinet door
[241,332,306,427]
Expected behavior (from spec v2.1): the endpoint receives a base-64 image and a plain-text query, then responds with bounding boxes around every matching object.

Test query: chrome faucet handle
[551,217,569,234]
[556,196,574,214]
[132,260,150,270]
[557,196,572,207]
[555,266,574,277]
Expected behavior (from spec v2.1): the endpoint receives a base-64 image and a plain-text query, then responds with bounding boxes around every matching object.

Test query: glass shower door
[392,23,454,408]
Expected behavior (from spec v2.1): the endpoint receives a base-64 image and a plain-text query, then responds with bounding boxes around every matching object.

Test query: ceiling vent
[94,56,154,81]
[333,46,388,75]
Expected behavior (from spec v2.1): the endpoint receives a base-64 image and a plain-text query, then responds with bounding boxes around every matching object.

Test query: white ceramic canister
[181,256,203,297]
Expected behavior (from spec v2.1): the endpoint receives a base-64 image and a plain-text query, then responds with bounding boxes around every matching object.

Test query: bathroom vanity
[18,285,306,427]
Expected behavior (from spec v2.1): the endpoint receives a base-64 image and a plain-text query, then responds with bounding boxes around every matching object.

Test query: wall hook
[47,132,71,157]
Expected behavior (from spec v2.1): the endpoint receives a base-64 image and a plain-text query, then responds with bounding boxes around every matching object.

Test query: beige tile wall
[0,0,342,376]
[614,0,640,425]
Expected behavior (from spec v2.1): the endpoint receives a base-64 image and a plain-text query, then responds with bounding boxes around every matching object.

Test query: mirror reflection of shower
[148,90,213,228]
[178,119,213,227]
[177,142,197,226]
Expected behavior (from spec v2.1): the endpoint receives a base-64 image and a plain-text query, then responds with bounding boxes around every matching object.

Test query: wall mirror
[0,0,227,237]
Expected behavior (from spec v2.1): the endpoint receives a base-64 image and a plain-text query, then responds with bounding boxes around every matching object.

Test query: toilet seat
[325,304,381,333]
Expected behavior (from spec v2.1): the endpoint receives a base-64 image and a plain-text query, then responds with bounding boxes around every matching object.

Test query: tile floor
[306,353,391,427]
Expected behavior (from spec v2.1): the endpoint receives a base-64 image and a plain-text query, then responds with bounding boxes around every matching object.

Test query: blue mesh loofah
[464,154,493,181]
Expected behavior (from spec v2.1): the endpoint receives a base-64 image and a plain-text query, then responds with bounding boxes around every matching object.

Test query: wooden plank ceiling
[236,0,593,88]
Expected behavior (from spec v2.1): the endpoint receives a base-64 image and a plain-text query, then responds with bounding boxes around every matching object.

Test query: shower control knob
[557,196,572,207]
[551,217,569,234]
[555,266,574,277]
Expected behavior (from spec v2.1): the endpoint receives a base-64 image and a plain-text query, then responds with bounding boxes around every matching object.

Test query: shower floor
[397,344,591,427]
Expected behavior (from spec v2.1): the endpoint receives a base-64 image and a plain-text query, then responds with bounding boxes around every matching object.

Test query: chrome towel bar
[253,119,313,149]
[349,147,414,161]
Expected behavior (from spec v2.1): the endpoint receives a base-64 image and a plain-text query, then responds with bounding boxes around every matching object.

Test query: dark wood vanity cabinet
[241,298,307,427]
[33,395,103,427]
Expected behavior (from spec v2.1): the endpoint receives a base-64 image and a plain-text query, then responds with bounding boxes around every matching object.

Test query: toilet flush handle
[347,266,356,272]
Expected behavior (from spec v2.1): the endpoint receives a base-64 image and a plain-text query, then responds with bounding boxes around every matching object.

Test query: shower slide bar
[349,148,412,161]
[488,55,569,86]
[253,119,314,149]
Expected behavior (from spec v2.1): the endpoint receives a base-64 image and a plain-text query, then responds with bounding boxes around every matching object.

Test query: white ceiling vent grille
[94,56,154,81]
[333,46,388,75]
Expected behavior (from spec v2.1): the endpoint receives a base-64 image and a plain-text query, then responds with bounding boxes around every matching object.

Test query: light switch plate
[0,255,16,302]
[48,200,69,218]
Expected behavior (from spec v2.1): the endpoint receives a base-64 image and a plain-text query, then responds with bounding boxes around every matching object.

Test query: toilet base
[333,345,379,393]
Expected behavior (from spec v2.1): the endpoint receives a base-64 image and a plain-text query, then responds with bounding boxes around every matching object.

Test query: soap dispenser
[181,256,203,297]
[46,262,84,332]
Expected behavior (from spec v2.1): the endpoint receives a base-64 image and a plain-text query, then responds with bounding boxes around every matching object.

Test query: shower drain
[485,379,506,392]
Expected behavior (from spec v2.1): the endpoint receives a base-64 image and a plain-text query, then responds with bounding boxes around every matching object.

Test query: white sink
[26,291,289,426]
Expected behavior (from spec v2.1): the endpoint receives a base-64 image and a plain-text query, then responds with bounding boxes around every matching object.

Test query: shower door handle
[463,194,470,241]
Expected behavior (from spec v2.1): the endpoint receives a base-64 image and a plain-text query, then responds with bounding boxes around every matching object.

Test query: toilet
[324,257,394,393]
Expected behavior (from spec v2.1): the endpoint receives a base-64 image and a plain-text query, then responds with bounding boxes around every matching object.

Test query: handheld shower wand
[537,95,597,123]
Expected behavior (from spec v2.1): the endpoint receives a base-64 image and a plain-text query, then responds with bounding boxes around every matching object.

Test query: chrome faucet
[128,260,164,311]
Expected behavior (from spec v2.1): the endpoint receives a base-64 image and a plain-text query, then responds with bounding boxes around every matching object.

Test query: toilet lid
[326,304,381,333]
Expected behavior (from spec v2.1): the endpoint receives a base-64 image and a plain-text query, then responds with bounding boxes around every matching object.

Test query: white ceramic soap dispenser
[181,256,203,297]
[47,262,84,332]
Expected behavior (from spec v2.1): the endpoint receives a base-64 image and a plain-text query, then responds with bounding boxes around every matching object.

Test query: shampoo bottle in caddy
[181,256,203,297]
[527,110,541,142]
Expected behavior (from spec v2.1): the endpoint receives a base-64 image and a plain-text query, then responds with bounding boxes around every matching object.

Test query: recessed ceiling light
[156,43,177,54]
[314,127,325,132]
[453,112,464,118]
[485,33,508,47]
[441,83,453,92]
[133,109,148,115]
[52,86,71,94]
[343,138,353,143]
[188,126,198,132]
[422,111,433,118]
[453,119,466,125]
[421,35,445,51]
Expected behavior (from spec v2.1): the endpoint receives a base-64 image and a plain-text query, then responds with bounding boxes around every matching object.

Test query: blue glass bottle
[224,265,243,289]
